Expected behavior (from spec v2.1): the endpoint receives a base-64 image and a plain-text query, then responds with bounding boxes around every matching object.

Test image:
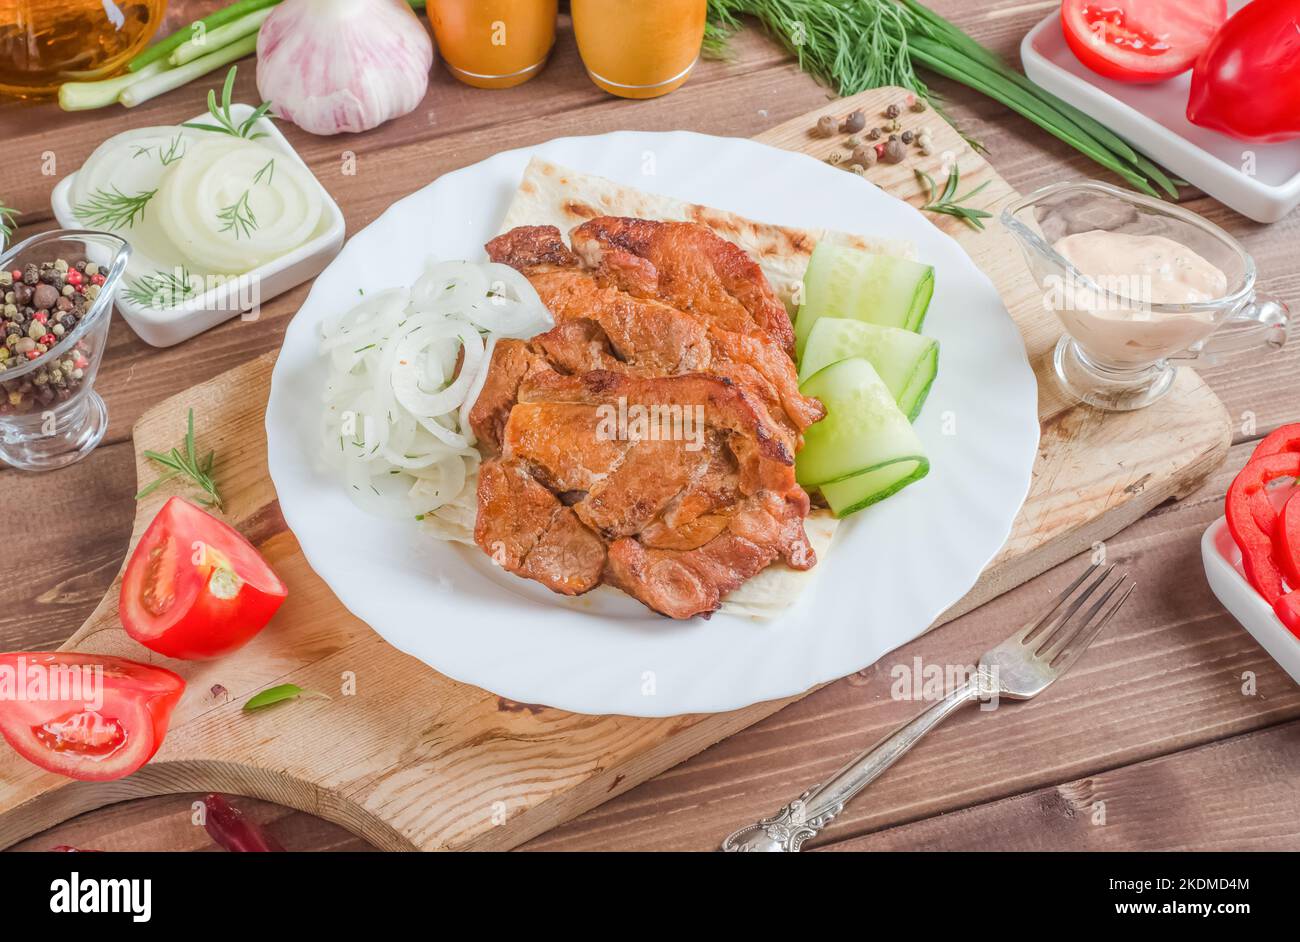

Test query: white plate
[1203,515,1300,686]
[266,131,1039,717]
[51,104,345,347]
[1021,7,1300,223]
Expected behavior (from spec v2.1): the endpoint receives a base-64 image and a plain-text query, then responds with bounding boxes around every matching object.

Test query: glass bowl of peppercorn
[0,229,130,471]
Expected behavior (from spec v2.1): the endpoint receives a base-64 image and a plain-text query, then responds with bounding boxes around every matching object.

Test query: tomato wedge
[1061,0,1226,83]
[0,652,184,781]
[120,498,288,660]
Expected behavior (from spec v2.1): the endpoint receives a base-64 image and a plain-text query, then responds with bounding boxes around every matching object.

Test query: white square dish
[1202,516,1300,686]
[51,104,345,347]
[1021,7,1300,223]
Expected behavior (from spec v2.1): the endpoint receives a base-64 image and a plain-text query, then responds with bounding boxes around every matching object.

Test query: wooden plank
[524,440,1300,850]
[820,719,1300,851]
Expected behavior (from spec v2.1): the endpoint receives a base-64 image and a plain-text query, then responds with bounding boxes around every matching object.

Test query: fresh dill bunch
[705,0,930,100]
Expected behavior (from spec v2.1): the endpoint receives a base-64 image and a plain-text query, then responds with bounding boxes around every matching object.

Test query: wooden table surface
[3,0,1299,853]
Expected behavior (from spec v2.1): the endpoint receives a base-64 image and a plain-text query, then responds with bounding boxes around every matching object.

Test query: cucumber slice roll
[796,358,929,510]
[795,243,934,358]
[799,317,939,421]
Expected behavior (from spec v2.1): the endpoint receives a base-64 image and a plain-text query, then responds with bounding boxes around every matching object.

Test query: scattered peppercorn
[882,138,907,164]
[910,97,928,114]
[884,103,901,119]
[814,115,837,137]
[901,130,914,144]
[840,110,866,133]
[849,145,878,169]
[867,127,882,141]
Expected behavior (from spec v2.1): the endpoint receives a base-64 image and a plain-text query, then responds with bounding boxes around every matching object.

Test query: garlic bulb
[256,0,433,136]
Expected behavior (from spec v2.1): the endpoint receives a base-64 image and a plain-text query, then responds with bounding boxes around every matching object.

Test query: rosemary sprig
[0,201,18,243]
[181,65,272,141]
[915,166,992,230]
[73,185,156,230]
[217,190,258,239]
[124,268,197,309]
[134,408,223,509]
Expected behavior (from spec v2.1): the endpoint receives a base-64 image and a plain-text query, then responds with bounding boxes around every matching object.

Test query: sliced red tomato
[120,498,288,660]
[0,652,184,781]
[1061,0,1226,83]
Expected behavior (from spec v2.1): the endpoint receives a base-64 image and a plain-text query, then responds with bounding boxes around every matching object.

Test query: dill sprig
[159,134,186,166]
[135,408,223,509]
[915,165,992,230]
[0,201,18,243]
[181,65,272,141]
[74,185,156,230]
[217,190,258,239]
[124,268,197,309]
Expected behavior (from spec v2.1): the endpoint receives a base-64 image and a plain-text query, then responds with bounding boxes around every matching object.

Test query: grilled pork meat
[472,219,819,619]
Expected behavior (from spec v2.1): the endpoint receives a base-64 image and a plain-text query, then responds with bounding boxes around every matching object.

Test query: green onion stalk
[705,0,1176,198]
[58,0,429,112]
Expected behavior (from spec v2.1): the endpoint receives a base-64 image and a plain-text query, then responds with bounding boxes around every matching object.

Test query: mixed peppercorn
[0,258,100,414]
[814,94,936,176]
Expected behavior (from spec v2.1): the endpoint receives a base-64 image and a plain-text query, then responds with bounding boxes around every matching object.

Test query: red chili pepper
[200,793,284,852]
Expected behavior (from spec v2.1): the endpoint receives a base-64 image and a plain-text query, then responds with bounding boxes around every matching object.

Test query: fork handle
[722,675,988,852]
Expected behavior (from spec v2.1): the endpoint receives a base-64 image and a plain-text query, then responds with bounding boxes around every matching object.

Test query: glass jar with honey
[428,0,556,90]
[0,0,166,99]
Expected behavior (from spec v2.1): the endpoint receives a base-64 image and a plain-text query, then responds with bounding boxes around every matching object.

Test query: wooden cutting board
[0,87,1229,851]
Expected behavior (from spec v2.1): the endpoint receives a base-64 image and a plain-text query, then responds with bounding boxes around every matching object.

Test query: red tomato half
[120,498,288,660]
[1061,0,1226,83]
[0,652,184,781]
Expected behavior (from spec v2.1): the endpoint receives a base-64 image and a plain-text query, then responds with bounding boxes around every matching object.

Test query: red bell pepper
[1187,0,1300,143]
[1225,452,1298,602]
[1226,424,1300,640]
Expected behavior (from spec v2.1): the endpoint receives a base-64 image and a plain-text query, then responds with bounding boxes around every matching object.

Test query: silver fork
[721,562,1136,852]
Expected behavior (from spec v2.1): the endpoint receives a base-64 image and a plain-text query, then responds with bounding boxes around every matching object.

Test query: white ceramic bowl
[1202,516,1300,685]
[1021,6,1300,224]
[51,104,345,347]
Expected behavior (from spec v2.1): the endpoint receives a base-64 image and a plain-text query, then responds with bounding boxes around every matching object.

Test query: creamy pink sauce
[1052,230,1228,367]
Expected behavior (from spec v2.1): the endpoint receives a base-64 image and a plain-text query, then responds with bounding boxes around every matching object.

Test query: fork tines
[1021,562,1136,667]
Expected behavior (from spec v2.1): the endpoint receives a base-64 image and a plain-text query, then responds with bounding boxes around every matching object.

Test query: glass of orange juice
[427,0,557,89]
[571,0,706,99]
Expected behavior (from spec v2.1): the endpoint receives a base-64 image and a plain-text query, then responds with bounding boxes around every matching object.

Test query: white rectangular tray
[1203,517,1300,686]
[51,104,345,347]
[1021,8,1300,223]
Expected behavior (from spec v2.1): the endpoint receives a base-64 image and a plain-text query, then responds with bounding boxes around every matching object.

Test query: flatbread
[501,156,916,314]
[459,157,918,618]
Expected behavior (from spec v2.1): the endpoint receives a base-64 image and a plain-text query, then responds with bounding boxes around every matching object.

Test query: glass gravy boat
[1002,181,1289,411]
